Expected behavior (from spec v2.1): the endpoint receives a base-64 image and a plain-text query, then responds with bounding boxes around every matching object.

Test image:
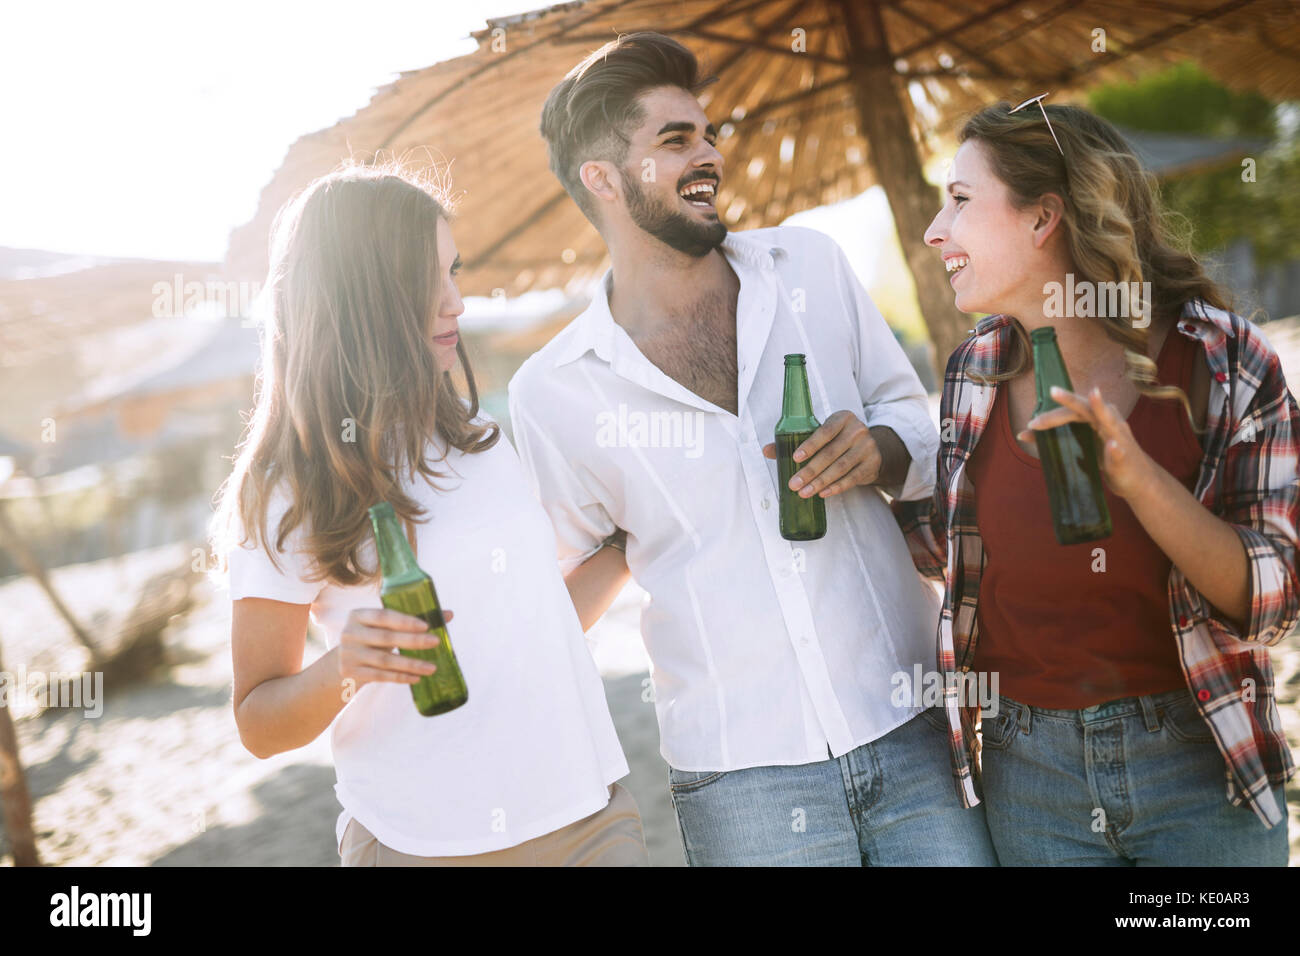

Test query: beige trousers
[339,783,649,867]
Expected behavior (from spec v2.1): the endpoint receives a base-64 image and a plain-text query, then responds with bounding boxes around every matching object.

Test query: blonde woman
[210,163,647,866]
[896,101,1297,865]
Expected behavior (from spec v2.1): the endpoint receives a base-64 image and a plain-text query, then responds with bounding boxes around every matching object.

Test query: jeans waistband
[999,688,1193,725]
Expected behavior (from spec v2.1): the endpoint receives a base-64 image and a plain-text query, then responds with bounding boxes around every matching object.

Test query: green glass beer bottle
[776,353,827,541]
[1028,327,1112,545]
[367,501,468,716]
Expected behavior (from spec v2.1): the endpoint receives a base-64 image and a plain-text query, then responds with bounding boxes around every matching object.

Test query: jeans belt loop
[1139,694,1161,733]
[1017,703,1031,735]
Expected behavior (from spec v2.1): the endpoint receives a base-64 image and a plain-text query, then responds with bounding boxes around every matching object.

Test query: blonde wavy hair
[961,101,1232,426]
[209,160,499,588]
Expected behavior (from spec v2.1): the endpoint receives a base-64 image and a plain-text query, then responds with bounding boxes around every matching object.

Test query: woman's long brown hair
[210,161,499,588]
[960,102,1232,425]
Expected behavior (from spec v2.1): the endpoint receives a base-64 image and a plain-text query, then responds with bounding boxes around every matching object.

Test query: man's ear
[1031,192,1066,248]
[579,160,620,209]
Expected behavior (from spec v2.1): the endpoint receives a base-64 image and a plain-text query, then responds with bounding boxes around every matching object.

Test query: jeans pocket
[979,701,1018,751]
[668,767,729,794]
[920,706,951,734]
[1159,695,1215,744]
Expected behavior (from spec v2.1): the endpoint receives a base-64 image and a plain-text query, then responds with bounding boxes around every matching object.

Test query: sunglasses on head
[1010,92,1065,157]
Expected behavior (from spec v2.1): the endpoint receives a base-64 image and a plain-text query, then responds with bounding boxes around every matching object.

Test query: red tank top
[967,327,1204,709]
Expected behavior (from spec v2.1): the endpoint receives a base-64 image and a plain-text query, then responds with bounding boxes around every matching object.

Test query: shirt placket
[735,260,854,759]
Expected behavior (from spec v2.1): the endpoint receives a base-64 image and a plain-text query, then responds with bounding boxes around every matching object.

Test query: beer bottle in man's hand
[776,354,827,541]
[1029,327,1112,545]
[368,501,468,716]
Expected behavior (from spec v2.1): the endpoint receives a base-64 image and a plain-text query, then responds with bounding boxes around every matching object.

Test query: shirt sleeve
[224,487,325,605]
[508,379,616,576]
[1201,345,1300,647]
[890,338,972,582]
[828,236,939,501]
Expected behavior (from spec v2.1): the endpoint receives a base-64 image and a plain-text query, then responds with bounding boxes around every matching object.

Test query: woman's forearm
[565,544,631,632]
[1128,464,1251,628]
[236,646,350,758]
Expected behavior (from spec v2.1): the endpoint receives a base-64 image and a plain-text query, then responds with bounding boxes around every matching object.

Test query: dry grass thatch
[224,0,1300,302]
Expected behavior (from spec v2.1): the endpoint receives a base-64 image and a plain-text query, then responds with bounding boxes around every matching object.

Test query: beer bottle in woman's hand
[368,501,469,715]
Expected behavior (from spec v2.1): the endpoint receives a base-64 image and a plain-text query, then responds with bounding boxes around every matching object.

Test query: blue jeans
[979,689,1289,866]
[667,712,998,865]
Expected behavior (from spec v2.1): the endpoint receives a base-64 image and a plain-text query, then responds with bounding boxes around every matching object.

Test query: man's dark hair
[539,31,717,226]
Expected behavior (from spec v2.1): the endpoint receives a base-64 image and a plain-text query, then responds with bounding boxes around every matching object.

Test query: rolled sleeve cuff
[1202,523,1296,646]
[866,402,938,501]
[558,541,606,578]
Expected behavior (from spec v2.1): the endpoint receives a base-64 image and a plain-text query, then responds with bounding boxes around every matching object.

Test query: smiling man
[508,32,997,866]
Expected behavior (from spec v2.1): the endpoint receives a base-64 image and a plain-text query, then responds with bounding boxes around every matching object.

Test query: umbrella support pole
[840,0,972,374]
[0,634,41,865]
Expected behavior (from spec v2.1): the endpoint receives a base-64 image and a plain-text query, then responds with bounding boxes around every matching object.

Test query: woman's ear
[1031,193,1066,248]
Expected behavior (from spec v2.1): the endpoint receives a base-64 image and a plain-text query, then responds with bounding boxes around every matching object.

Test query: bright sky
[0,0,888,288]
[0,0,544,261]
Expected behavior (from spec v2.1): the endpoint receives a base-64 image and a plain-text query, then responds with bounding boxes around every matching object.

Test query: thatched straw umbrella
[225,0,1300,368]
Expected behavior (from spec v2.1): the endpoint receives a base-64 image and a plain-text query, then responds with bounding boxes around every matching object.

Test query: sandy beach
[0,557,685,867]
[2,542,1297,866]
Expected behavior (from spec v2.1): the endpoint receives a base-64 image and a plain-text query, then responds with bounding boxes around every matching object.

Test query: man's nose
[698,142,722,172]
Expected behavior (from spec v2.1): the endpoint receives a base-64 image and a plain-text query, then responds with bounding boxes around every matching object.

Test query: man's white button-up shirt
[508,226,941,771]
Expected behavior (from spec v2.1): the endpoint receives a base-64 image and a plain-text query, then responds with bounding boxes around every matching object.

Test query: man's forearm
[869,425,910,491]
[564,538,631,632]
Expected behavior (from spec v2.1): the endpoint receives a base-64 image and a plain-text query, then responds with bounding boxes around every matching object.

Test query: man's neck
[606,233,734,337]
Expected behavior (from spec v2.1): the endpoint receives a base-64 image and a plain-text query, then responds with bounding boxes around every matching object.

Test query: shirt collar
[550,231,787,369]
[1178,297,1236,342]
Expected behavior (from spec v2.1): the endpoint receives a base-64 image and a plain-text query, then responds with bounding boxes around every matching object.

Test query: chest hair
[627,287,739,415]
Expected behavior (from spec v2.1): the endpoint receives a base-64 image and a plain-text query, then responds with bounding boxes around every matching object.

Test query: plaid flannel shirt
[893,299,1299,828]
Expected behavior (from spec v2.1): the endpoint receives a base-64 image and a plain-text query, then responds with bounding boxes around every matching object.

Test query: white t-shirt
[221,411,629,857]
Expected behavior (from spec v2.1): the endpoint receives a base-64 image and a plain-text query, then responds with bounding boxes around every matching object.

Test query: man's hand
[761,412,909,497]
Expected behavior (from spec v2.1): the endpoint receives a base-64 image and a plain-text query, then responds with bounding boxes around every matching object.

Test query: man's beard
[623,173,727,257]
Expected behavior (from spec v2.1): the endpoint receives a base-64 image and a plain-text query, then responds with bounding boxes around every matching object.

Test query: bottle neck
[369,507,421,586]
[1029,331,1073,408]
[781,361,815,419]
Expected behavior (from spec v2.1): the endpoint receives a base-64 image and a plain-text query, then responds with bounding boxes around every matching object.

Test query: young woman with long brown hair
[896,100,1297,865]
[210,163,646,866]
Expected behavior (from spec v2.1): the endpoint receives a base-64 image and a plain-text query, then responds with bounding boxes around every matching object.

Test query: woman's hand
[337,606,454,691]
[1018,385,1157,499]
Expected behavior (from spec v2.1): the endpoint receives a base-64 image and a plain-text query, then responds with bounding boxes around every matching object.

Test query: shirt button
[800,637,810,646]
[1214,371,1228,383]
[761,498,770,510]
[1197,688,1211,702]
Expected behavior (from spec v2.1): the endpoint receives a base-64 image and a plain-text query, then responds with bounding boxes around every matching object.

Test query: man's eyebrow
[656,121,718,138]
